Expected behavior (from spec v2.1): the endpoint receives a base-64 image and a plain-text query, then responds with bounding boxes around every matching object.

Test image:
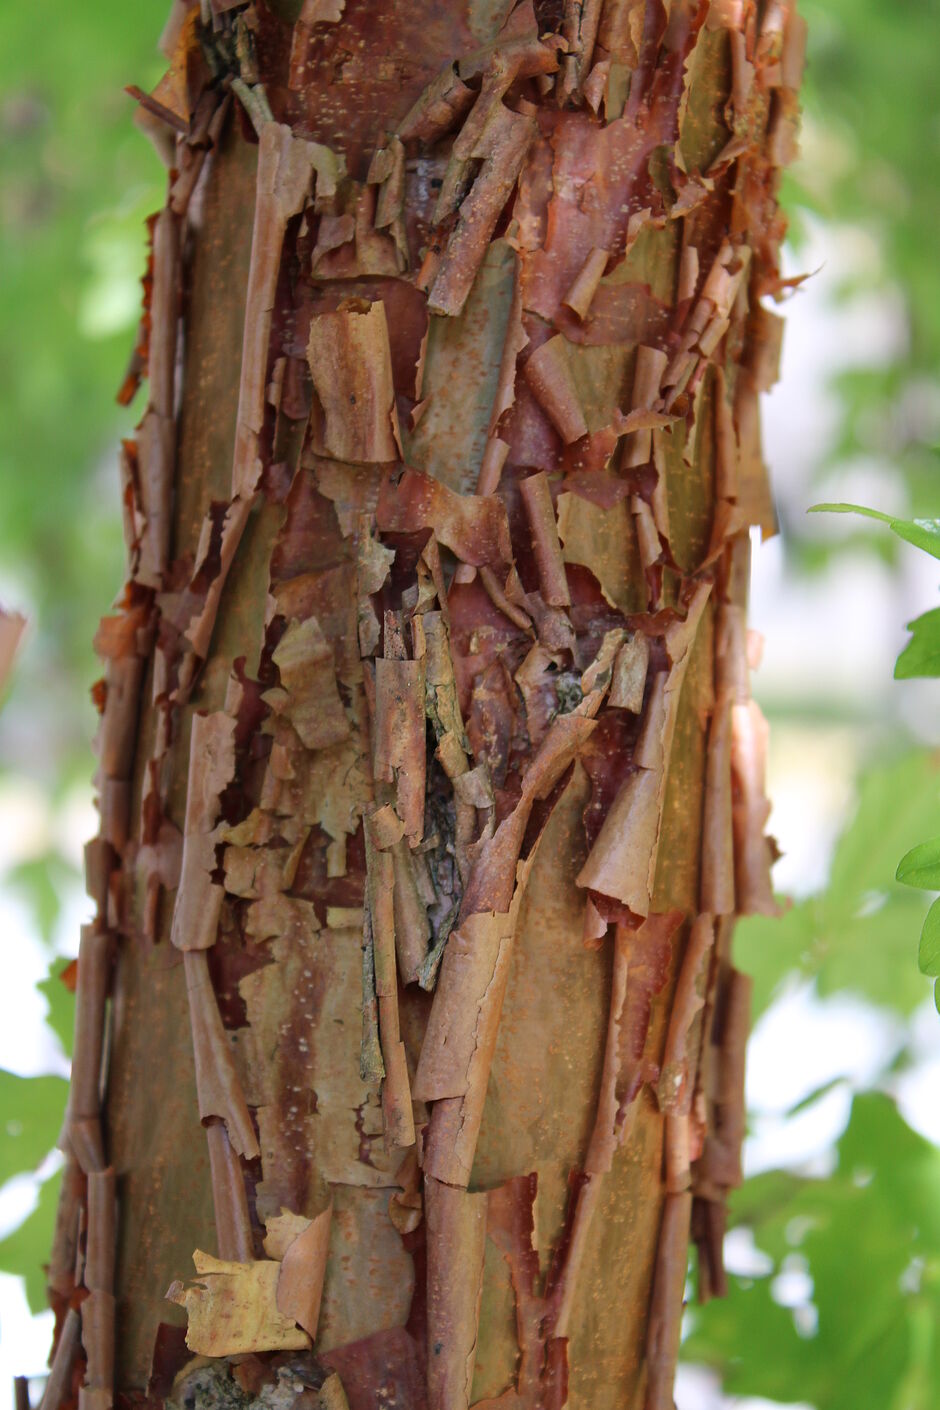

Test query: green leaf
[919,899,940,978]
[809,503,940,561]
[737,752,939,1018]
[37,957,76,1059]
[0,1169,61,1313]
[5,851,73,953]
[897,837,940,891]
[0,1069,67,1186]
[896,607,940,679]
[684,1094,940,1410]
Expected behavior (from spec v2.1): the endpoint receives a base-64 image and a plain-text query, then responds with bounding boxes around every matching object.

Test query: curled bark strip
[663,242,750,405]
[206,1119,254,1264]
[375,657,427,844]
[40,1307,80,1410]
[731,697,776,915]
[99,778,129,853]
[392,840,432,985]
[370,847,397,999]
[178,493,254,681]
[97,653,144,782]
[461,706,599,920]
[81,1290,115,1396]
[523,336,588,444]
[365,822,417,1148]
[692,1193,728,1303]
[622,346,669,470]
[549,1173,602,1342]
[644,1192,692,1410]
[381,1035,417,1150]
[369,135,407,265]
[69,1119,106,1182]
[308,301,401,464]
[583,940,629,1181]
[174,125,337,699]
[473,436,510,504]
[85,1168,116,1294]
[413,910,515,1105]
[701,631,736,917]
[425,1177,487,1410]
[596,912,682,1165]
[419,913,518,1187]
[562,246,608,321]
[558,0,604,101]
[659,915,715,1193]
[479,566,533,633]
[677,244,699,308]
[428,103,537,318]
[577,584,710,912]
[184,950,260,1159]
[703,965,751,1191]
[47,1157,81,1304]
[70,928,111,1128]
[235,122,334,494]
[169,92,230,217]
[263,1203,333,1340]
[135,206,178,587]
[171,711,236,952]
[126,83,188,136]
[632,495,662,590]
[551,908,682,1334]
[519,472,570,608]
[474,253,527,498]
[83,837,112,927]
[397,64,476,143]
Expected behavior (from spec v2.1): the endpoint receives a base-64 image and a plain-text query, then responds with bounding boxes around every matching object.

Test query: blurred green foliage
[685,1093,940,1410]
[0,0,166,699]
[0,1170,63,1314]
[737,750,938,1022]
[0,1070,68,1189]
[788,0,940,542]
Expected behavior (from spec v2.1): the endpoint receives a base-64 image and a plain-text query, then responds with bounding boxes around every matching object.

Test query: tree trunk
[44,2,801,1409]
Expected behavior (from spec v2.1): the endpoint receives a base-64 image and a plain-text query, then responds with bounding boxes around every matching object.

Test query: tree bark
[45,2,802,1409]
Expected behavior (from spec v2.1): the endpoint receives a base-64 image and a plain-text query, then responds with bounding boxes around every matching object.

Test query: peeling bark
[48,2,800,1407]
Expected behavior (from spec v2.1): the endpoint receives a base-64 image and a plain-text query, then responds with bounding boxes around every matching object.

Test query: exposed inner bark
[45,2,801,1408]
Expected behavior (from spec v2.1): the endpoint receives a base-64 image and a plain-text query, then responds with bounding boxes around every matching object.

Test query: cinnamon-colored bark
[45,1,800,1407]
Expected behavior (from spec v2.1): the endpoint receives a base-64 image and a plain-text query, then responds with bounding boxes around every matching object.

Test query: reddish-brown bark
[44,1,801,1408]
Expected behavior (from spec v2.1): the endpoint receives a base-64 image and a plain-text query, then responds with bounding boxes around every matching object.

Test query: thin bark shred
[48,0,802,1406]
